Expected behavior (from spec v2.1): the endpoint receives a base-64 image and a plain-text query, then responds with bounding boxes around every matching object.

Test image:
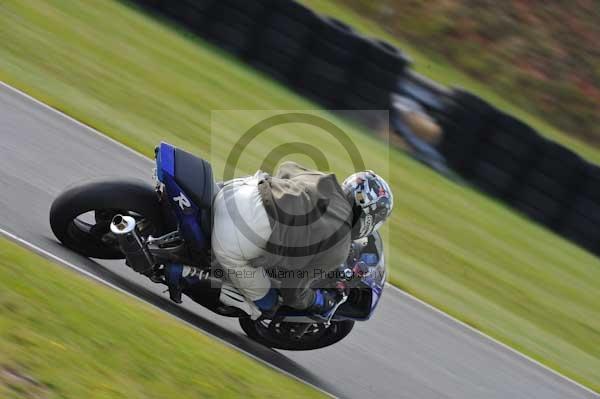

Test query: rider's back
[255,161,353,272]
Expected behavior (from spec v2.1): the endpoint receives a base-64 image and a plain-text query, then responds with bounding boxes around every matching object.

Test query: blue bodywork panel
[156,142,207,251]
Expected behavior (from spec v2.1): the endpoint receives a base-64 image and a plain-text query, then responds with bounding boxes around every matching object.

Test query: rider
[179,161,393,319]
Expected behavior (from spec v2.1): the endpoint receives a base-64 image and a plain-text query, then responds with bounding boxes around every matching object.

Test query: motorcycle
[50,142,386,350]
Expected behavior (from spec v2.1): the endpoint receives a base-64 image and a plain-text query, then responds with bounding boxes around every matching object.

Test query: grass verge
[0,237,323,398]
[0,0,598,391]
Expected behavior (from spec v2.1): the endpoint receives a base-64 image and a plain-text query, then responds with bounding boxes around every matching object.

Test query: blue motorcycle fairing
[362,233,386,317]
[156,142,207,251]
[272,256,386,322]
[363,266,385,317]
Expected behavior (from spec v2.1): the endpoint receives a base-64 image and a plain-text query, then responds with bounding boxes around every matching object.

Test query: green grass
[0,0,599,392]
[300,0,600,165]
[0,238,323,398]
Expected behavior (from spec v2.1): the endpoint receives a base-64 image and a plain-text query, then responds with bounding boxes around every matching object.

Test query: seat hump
[173,148,216,209]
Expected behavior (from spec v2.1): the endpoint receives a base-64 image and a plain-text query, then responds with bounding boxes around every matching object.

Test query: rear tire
[50,179,163,259]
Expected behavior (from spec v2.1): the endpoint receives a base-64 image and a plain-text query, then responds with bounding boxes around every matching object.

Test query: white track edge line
[2,80,598,396]
[0,227,335,398]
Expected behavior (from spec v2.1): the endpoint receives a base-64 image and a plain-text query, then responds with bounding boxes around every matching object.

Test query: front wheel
[50,178,164,259]
[239,318,354,350]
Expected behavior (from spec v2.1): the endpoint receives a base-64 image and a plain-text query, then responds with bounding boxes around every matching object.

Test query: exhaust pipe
[110,214,136,234]
[110,214,154,274]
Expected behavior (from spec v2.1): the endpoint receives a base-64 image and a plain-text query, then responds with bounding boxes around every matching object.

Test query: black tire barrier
[519,141,585,197]
[513,201,552,226]
[491,112,542,158]
[471,152,520,199]
[438,90,500,176]
[479,146,524,175]
[203,1,270,57]
[273,0,318,25]
[472,161,514,197]
[437,88,599,252]
[571,196,600,225]
[352,80,394,105]
[343,92,382,111]
[582,165,600,199]
[472,117,541,200]
[297,17,365,107]
[259,26,307,59]
[557,164,600,252]
[364,39,411,76]
[363,60,408,94]
[249,2,318,83]
[507,139,585,230]
[344,37,411,111]
[442,90,498,134]
[134,0,160,8]
[561,212,600,254]
[299,57,348,107]
[528,170,570,200]
[267,12,315,37]
[208,24,254,55]
[252,45,301,82]
[513,187,564,226]
[134,0,217,33]
[438,89,597,244]
[311,17,359,61]
[160,0,215,26]
[302,55,348,84]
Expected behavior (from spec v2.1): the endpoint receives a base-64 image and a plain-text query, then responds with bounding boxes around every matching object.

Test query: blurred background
[0,0,599,397]
[338,0,600,144]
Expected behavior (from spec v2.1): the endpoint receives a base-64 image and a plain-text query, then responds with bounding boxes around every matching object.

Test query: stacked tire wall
[438,89,600,255]
[130,0,600,256]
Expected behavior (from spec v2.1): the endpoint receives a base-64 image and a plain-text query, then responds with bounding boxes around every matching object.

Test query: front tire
[239,318,354,350]
[50,178,163,259]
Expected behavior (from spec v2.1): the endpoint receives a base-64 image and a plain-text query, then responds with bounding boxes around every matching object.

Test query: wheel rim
[255,319,335,344]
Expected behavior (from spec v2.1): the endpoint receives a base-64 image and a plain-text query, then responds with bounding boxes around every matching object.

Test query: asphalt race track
[0,83,597,399]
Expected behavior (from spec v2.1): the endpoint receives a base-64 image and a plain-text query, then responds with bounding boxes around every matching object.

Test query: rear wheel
[50,179,164,259]
[239,317,354,350]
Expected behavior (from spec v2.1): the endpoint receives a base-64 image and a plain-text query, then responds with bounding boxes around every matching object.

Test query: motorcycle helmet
[342,171,393,239]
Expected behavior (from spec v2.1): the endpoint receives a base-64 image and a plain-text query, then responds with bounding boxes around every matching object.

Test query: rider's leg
[280,280,315,309]
[281,285,337,314]
[212,176,276,313]
[280,270,337,314]
[253,287,279,310]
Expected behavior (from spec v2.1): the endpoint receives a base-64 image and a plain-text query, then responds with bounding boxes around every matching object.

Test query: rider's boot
[219,283,263,320]
[165,264,203,304]
[253,288,281,319]
[165,263,184,303]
